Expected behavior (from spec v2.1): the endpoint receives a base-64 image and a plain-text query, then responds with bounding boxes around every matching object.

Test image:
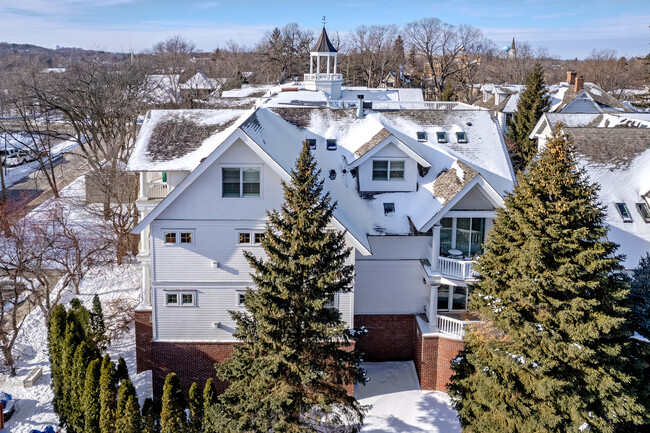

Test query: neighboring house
[379,70,412,88]
[530,112,650,271]
[475,71,635,134]
[129,27,516,397]
[180,71,224,101]
[144,74,181,105]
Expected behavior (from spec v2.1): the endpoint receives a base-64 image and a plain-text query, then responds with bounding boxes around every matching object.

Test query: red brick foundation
[354,314,417,361]
[135,310,153,373]
[414,321,465,391]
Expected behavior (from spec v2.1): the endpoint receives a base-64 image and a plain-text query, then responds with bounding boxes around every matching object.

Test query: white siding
[562,97,599,113]
[358,144,417,192]
[451,185,495,210]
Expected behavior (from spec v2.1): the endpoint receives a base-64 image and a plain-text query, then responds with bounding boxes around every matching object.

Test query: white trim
[163,290,197,307]
[220,164,263,199]
[162,229,196,245]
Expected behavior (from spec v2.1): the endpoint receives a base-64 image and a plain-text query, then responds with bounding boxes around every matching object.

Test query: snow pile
[355,362,461,433]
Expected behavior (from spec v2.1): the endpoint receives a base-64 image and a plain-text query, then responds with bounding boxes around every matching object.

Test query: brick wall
[135,310,153,373]
[413,329,465,392]
[434,337,465,391]
[354,314,416,361]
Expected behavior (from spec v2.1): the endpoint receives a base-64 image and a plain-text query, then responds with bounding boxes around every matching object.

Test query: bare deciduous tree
[346,24,399,88]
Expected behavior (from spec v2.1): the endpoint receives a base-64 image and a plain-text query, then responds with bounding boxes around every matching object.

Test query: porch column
[431,224,441,271]
[138,172,147,200]
[310,54,314,74]
[429,285,439,331]
[141,263,151,307]
[317,55,321,75]
[333,55,337,74]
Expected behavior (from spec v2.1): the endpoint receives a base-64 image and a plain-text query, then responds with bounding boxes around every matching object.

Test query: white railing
[147,182,168,199]
[436,314,478,338]
[304,73,343,81]
[438,257,475,280]
[370,101,477,111]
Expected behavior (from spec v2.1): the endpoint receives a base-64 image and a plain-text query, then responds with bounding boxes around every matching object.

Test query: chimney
[574,75,584,92]
[356,94,365,118]
[566,71,577,85]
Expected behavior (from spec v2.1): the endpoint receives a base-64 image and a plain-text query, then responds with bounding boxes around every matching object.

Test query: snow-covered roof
[180,71,221,90]
[221,85,273,98]
[144,74,180,104]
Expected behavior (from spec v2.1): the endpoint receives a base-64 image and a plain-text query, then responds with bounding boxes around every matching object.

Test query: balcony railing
[147,182,168,199]
[304,73,343,81]
[436,314,478,338]
[438,256,476,280]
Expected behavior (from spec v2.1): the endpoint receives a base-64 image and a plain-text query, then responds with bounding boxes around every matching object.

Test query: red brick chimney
[574,75,584,92]
[566,71,577,85]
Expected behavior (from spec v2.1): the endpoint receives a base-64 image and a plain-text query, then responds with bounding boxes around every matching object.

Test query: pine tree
[117,356,129,384]
[187,382,203,433]
[630,253,650,340]
[90,294,108,351]
[507,62,550,166]
[448,126,648,432]
[116,377,141,433]
[160,373,186,433]
[202,378,217,433]
[209,142,366,432]
[84,359,102,433]
[99,355,118,433]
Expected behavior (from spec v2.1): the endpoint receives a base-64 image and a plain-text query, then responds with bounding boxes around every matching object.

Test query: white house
[129,27,516,396]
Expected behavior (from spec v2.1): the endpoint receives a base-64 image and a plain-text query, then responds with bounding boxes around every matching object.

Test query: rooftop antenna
[322,16,326,27]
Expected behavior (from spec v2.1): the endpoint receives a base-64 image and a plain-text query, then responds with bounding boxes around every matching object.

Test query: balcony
[422,308,480,339]
[438,256,476,280]
[147,182,168,199]
[304,73,343,81]
[138,172,169,201]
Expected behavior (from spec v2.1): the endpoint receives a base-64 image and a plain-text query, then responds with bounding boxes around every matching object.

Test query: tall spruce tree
[116,377,141,433]
[507,62,550,166]
[84,359,101,433]
[208,142,366,432]
[448,126,648,432]
[99,355,118,433]
[630,253,650,340]
[187,382,203,433]
[160,373,186,433]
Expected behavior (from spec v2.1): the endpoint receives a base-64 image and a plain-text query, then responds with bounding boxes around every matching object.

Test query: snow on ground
[356,362,461,433]
[1,174,149,432]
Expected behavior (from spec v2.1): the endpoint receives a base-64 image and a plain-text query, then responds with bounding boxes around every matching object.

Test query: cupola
[304,26,342,99]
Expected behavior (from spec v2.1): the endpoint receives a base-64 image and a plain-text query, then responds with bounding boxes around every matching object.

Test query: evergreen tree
[116,377,141,433]
[630,253,650,340]
[202,378,217,433]
[117,356,129,384]
[507,62,550,166]
[84,359,102,433]
[90,294,108,351]
[60,317,85,428]
[209,142,366,432]
[440,84,458,102]
[160,373,186,433]
[99,355,118,433]
[69,341,93,433]
[141,398,161,433]
[186,382,203,433]
[448,126,647,432]
[48,304,68,422]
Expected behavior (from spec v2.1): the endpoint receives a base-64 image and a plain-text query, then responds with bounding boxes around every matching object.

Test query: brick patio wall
[135,310,153,373]
[354,314,417,361]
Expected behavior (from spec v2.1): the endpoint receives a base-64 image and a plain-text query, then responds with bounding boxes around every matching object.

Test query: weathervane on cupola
[304,16,342,99]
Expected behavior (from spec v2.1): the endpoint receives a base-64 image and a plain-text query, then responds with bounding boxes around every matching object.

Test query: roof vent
[466,121,472,126]
[329,169,337,180]
[356,95,365,119]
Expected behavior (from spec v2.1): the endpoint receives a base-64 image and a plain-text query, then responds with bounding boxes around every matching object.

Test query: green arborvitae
[209,142,366,432]
[48,304,68,421]
[630,253,650,340]
[84,359,102,433]
[448,125,647,432]
[116,377,141,433]
[90,294,108,351]
[99,355,118,433]
[59,317,85,428]
[117,356,129,384]
[507,62,550,166]
[141,398,161,433]
[187,382,203,433]
[160,373,186,433]
[202,378,217,433]
[69,341,93,433]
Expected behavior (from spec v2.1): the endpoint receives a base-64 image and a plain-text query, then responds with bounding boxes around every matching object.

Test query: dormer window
[372,160,404,181]
[383,203,395,215]
[636,202,650,223]
[436,131,448,143]
[417,131,427,142]
[615,203,633,223]
[327,139,337,151]
[456,131,468,143]
[306,138,317,149]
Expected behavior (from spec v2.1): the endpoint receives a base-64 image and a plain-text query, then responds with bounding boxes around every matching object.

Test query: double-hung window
[238,231,264,245]
[372,160,405,181]
[222,167,261,198]
[164,230,195,245]
[165,291,196,306]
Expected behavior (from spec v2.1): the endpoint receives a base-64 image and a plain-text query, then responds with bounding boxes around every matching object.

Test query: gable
[451,184,498,210]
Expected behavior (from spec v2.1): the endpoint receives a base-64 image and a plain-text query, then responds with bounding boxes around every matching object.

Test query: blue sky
[0,0,648,59]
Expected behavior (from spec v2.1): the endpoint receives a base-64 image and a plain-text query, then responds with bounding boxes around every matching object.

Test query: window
[238,231,264,245]
[254,233,264,244]
[324,294,336,309]
[456,131,468,143]
[372,160,405,181]
[222,167,260,198]
[166,293,178,305]
[165,232,177,244]
[436,131,448,143]
[439,217,486,256]
[306,138,317,150]
[437,285,468,311]
[383,203,395,215]
[327,139,337,150]
[182,294,194,305]
[237,293,246,306]
[180,232,193,244]
[416,131,427,142]
[239,233,251,244]
[165,291,195,306]
[636,202,650,223]
[615,203,633,223]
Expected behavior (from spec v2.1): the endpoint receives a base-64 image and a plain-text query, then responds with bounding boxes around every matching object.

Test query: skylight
[636,202,650,223]
[383,203,395,215]
[326,139,337,151]
[436,131,448,143]
[416,131,427,142]
[306,138,316,149]
[615,203,633,223]
[456,131,468,143]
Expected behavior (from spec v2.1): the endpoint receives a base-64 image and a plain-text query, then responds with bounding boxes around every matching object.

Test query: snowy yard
[356,362,461,433]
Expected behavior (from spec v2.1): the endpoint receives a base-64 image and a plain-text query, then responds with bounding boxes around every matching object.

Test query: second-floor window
[223,167,260,198]
[440,217,485,257]
[372,160,405,181]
